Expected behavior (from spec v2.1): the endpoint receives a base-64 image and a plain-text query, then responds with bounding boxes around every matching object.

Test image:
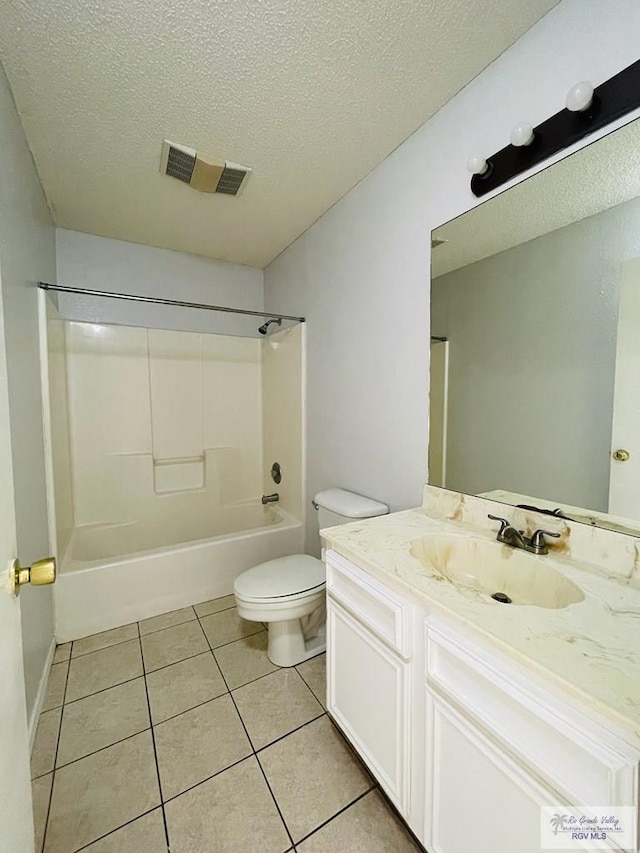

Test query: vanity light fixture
[470,58,640,198]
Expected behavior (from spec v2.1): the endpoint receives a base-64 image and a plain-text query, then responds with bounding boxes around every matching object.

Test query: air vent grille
[216,165,248,196]
[161,141,251,196]
[165,145,196,184]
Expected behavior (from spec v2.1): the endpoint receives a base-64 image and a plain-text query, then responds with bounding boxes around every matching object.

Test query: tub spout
[262,493,280,504]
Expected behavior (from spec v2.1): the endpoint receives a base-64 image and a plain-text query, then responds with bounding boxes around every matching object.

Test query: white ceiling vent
[160,140,252,196]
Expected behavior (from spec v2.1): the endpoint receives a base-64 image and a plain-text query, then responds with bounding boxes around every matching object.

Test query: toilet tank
[313,488,388,530]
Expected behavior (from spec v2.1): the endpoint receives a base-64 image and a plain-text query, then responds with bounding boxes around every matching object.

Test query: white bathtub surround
[261,323,305,522]
[63,323,264,529]
[321,486,640,740]
[43,315,306,641]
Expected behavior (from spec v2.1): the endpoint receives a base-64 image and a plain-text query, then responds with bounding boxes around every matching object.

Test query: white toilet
[234,488,388,667]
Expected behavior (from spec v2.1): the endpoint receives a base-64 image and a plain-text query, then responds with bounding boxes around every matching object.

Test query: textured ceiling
[0,0,557,268]
[432,118,640,278]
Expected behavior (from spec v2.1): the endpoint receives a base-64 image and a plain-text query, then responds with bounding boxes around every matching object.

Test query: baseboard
[28,638,56,754]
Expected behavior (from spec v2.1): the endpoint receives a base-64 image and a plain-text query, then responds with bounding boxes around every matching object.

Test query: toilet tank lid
[313,488,388,518]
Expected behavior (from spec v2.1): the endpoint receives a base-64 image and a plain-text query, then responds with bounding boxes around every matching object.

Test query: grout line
[142,625,265,677]
[58,635,275,713]
[161,752,253,806]
[293,786,376,847]
[193,609,297,851]
[151,689,229,727]
[139,625,172,851]
[63,673,144,706]
[69,630,140,660]
[68,604,254,663]
[293,659,326,709]
[253,712,327,754]
[205,625,265,651]
[66,601,234,660]
[40,641,72,853]
[51,726,153,773]
[72,806,164,852]
[193,602,236,619]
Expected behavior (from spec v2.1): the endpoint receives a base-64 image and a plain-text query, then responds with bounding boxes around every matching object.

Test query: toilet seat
[234,554,325,600]
[234,554,326,666]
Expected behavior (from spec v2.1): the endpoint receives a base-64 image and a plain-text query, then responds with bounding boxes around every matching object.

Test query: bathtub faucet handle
[262,493,280,505]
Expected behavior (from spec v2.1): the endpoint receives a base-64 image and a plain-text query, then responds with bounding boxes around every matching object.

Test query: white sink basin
[410,534,584,609]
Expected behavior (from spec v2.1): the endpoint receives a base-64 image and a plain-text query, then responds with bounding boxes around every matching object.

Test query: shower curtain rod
[38,283,306,324]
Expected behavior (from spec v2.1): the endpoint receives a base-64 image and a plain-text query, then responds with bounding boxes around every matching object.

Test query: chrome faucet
[262,493,280,505]
[488,514,560,555]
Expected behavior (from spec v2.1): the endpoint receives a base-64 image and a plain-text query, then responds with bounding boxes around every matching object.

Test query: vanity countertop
[321,507,640,741]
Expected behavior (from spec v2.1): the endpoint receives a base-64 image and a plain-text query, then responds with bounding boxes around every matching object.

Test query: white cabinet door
[425,689,559,853]
[327,597,411,815]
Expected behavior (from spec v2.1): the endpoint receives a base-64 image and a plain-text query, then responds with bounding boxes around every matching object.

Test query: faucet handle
[488,514,511,535]
[530,528,561,554]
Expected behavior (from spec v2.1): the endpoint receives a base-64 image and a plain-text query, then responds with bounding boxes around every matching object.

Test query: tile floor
[31,595,422,852]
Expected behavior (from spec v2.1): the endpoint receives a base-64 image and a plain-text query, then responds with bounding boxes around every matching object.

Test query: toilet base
[267,618,326,667]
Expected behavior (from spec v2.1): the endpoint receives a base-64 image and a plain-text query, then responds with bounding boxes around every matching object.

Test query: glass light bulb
[510,122,535,147]
[466,155,489,175]
[566,81,594,112]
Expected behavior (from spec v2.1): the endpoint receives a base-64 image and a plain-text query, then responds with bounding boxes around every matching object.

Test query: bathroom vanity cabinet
[325,549,640,853]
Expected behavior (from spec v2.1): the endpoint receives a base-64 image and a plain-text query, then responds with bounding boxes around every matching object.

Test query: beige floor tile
[65,639,143,703]
[57,678,149,767]
[146,652,227,724]
[165,756,290,853]
[53,643,71,664]
[200,608,263,649]
[141,621,208,673]
[297,789,421,851]
[44,731,160,853]
[31,706,62,779]
[41,662,68,712]
[72,623,138,657]
[214,630,279,689]
[81,809,168,852]
[296,654,326,709]
[139,607,196,636]
[193,594,236,618]
[259,716,372,842]
[154,694,251,800]
[32,772,52,853]
[233,669,323,750]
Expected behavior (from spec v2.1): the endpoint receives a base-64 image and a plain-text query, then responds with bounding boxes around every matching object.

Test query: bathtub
[54,503,304,642]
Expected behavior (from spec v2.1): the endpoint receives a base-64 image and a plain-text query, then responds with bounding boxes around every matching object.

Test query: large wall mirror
[429,117,640,536]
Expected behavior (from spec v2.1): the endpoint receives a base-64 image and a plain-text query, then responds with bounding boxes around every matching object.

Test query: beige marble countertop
[322,507,640,743]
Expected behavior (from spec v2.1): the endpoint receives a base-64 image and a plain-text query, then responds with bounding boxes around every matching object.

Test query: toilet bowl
[233,488,388,667]
[235,554,325,667]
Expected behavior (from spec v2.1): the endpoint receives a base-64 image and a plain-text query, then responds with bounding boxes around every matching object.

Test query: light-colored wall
[62,322,262,548]
[264,0,640,552]
[262,324,304,520]
[0,62,55,723]
[432,195,640,511]
[55,229,265,337]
